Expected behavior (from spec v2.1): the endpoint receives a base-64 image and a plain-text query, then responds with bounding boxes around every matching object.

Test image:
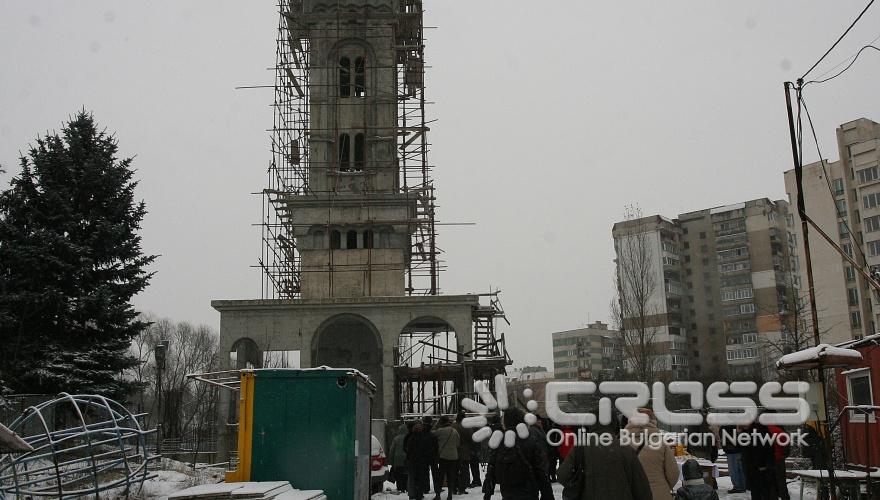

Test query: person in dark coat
[453,411,474,494]
[482,408,554,500]
[800,423,826,470]
[422,416,443,496]
[406,421,439,500]
[675,459,719,500]
[557,421,652,500]
[390,422,411,494]
[741,422,777,500]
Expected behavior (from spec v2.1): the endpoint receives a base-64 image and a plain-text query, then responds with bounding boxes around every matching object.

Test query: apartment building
[783,118,880,344]
[551,321,623,380]
[612,216,690,380]
[612,199,798,382]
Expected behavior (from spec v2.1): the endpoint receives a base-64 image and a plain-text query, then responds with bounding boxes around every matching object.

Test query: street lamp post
[154,340,168,457]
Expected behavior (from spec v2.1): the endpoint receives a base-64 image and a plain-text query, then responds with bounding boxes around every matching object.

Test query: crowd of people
[386,407,815,500]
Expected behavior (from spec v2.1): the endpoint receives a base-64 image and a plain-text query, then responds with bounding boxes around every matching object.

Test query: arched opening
[395,317,460,416]
[339,57,351,97]
[313,230,325,249]
[346,230,358,249]
[363,229,374,249]
[314,315,383,417]
[230,338,261,369]
[338,133,351,171]
[330,230,342,250]
[354,56,365,97]
[354,133,365,171]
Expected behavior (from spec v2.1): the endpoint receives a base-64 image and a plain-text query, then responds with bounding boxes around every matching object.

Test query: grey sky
[1,1,879,369]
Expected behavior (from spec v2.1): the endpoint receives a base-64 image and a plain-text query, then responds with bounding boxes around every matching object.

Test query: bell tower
[263,0,435,300]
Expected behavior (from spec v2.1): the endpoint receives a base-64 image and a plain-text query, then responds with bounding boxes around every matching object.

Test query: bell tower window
[354,57,365,97]
[363,230,374,249]
[346,230,358,249]
[354,133,365,171]
[339,133,351,171]
[339,57,351,97]
[330,230,341,250]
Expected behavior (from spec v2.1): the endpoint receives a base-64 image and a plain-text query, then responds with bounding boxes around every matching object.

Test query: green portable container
[226,368,376,500]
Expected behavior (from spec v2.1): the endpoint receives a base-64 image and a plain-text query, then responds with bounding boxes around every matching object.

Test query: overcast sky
[2,1,879,369]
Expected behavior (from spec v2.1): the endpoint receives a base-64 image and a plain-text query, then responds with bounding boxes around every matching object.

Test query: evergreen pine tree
[0,111,156,399]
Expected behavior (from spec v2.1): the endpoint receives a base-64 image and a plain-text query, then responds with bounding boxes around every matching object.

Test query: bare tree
[611,206,666,384]
[125,316,219,445]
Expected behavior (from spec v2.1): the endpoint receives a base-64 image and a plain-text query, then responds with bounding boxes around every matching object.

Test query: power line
[811,31,880,80]
[801,0,876,80]
[805,45,880,86]
[798,94,870,266]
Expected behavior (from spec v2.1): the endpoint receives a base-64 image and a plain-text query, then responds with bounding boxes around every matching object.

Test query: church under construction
[212,0,511,452]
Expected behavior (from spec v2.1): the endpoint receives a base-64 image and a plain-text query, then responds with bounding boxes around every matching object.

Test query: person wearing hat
[674,459,718,500]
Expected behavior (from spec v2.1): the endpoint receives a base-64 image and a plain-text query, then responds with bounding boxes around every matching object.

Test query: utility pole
[783,80,837,499]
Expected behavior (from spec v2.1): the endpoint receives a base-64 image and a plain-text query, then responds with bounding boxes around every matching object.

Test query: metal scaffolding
[258,0,440,299]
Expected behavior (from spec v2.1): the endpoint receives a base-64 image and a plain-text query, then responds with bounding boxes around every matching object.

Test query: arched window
[338,133,351,171]
[363,230,374,249]
[346,230,358,249]
[339,57,351,97]
[330,230,342,250]
[379,229,392,248]
[313,230,325,249]
[354,133,365,171]
[354,57,365,97]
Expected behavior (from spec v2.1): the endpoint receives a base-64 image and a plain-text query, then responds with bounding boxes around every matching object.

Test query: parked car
[370,435,389,494]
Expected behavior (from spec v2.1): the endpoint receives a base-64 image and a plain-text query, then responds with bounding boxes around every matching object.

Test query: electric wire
[798,94,870,267]
[801,0,876,80]
[805,45,880,86]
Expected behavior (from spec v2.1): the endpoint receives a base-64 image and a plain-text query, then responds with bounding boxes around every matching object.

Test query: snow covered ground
[114,461,818,499]
[374,475,817,500]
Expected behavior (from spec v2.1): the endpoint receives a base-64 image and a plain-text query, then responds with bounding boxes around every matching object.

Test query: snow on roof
[776,344,863,370]
[836,333,880,350]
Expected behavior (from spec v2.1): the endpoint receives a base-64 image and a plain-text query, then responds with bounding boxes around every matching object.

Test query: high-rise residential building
[611,216,689,380]
[612,199,799,382]
[783,118,880,345]
[551,322,623,381]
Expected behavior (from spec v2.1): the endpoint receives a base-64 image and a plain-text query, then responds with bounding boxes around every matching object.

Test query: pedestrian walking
[432,415,461,499]
[406,421,439,500]
[390,422,411,494]
[741,422,777,500]
[557,420,652,500]
[720,425,747,494]
[766,423,790,500]
[453,411,473,494]
[625,408,680,500]
[482,408,554,500]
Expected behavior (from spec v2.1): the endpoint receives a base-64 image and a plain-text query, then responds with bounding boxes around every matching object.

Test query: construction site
[210,0,512,456]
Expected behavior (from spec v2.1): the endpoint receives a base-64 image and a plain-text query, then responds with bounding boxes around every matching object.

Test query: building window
[338,133,351,171]
[848,287,859,306]
[868,240,880,257]
[865,192,880,209]
[742,333,757,343]
[845,266,856,281]
[354,56,366,97]
[846,369,875,422]
[363,229,374,249]
[836,199,848,216]
[313,230,325,249]
[346,230,358,249]
[851,311,862,328]
[857,166,880,184]
[832,178,845,196]
[839,219,850,238]
[866,215,880,233]
[843,242,854,257]
[330,230,342,250]
[354,133,365,170]
[339,57,351,97]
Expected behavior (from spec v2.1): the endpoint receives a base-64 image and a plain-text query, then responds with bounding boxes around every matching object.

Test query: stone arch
[326,38,377,98]
[312,314,384,416]
[230,337,261,369]
[396,316,462,416]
